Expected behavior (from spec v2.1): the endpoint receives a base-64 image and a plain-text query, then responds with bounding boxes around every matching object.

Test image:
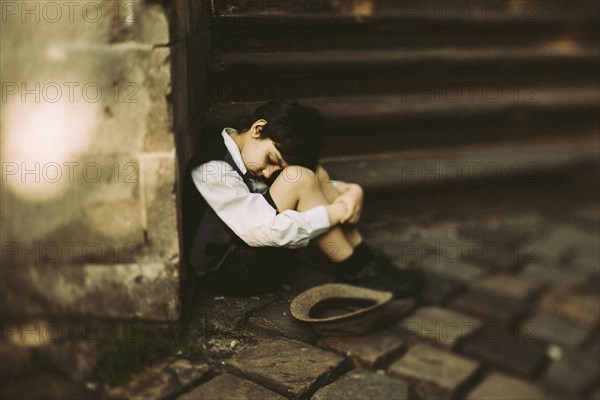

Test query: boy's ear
[251,119,267,138]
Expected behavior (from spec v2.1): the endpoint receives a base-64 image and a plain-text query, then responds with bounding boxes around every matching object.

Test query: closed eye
[268,155,280,167]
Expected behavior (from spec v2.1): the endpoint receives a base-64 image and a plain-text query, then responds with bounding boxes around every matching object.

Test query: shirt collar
[221,127,247,175]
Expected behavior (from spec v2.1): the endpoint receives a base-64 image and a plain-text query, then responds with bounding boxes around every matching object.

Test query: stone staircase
[202,0,599,189]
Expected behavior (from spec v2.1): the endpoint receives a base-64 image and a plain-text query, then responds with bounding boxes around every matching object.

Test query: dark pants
[202,242,295,296]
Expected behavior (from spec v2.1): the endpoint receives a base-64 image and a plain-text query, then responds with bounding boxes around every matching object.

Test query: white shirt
[191,128,332,248]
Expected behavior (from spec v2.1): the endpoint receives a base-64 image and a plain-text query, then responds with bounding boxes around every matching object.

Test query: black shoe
[335,256,424,299]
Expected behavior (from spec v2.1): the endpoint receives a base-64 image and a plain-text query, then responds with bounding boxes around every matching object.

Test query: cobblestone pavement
[88,180,598,400]
[3,181,597,400]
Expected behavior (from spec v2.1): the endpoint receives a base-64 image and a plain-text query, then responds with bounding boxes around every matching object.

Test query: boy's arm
[192,161,332,248]
[317,166,363,224]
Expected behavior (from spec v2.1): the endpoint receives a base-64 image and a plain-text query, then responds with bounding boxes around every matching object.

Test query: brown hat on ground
[290,283,414,335]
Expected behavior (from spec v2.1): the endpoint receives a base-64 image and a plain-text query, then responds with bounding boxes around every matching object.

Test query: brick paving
[225,338,348,399]
[316,328,406,369]
[104,358,210,400]
[21,200,596,400]
[178,374,286,400]
[312,369,410,400]
[388,343,479,400]
[397,306,483,349]
[540,349,600,395]
[466,371,550,400]
[459,327,548,378]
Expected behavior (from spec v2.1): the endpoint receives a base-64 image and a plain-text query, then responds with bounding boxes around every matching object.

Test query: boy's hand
[333,183,364,225]
[325,202,349,226]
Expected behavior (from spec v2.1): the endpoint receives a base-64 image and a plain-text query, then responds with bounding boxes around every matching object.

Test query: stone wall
[169,0,214,316]
[1,0,182,322]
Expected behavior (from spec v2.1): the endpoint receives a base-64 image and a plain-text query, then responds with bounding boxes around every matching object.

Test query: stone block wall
[1,0,183,323]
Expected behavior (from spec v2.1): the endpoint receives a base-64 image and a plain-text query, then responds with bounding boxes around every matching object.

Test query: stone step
[208,87,599,127]
[212,1,598,53]
[210,47,599,102]
[206,89,599,155]
[214,0,599,20]
[319,134,598,190]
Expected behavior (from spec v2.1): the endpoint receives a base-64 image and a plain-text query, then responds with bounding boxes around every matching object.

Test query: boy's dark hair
[231,99,325,171]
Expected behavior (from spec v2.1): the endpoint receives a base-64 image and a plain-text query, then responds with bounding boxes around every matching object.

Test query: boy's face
[241,122,288,179]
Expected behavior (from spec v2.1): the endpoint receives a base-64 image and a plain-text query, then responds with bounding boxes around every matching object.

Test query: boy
[184,99,423,298]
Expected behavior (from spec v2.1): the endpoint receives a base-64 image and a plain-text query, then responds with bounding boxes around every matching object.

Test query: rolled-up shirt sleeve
[191,161,331,248]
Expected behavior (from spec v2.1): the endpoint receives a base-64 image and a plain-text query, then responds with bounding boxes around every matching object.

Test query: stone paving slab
[0,342,35,379]
[397,306,482,349]
[0,371,98,400]
[474,274,544,301]
[418,259,488,285]
[312,369,410,400]
[104,358,210,400]
[586,336,600,360]
[540,348,600,395]
[177,373,286,400]
[517,263,588,287]
[459,326,548,378]
[226,338,347,399]
[570,251,600,277]
[520,312,591,348]
[537,285,600,328]
[450,274,544,324]
[457,225,532,271]
[247,298,317,344]
[534,225,599,274]
[193,294,280,333]
[450,290,523,325]
[317,328,406,369]
[420,269,467,305]
[466,371,549,400]
[388,343,479,400]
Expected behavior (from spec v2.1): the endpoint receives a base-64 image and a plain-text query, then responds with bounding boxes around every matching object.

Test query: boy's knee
[315,165,331,184]
[276,165,318,188]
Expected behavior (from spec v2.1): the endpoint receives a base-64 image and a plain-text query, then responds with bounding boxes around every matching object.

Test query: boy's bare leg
[268,166,356,262]
[270,166,425,299]
[315,165,363,247]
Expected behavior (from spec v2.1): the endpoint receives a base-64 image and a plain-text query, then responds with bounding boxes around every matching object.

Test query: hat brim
[290,283,393,323]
